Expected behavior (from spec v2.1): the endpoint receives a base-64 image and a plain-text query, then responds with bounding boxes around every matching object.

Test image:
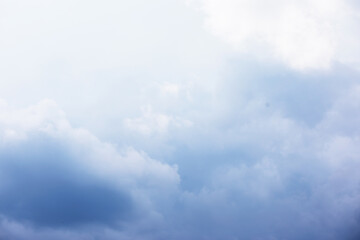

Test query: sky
[1,0,360,239]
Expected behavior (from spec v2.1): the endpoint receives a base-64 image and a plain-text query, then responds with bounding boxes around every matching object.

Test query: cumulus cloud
[0,100,179,238]
[1,77,355,240]
[153,68,360,239]
[1,0,360,239]
[192,0,360,70]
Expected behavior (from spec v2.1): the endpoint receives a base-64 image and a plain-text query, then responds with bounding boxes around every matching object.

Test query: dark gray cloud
[0,136,133,228]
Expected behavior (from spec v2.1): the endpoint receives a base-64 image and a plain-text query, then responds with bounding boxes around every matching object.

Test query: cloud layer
[1,0,360,239]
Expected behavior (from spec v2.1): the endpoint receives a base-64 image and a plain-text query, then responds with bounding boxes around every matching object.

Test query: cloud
[124,105,193,136]
[0,139,133,227]
[1,61,360,240]
[0,100,179,236]
[159,73,360,239]
[192,0,360,71]
[1,1,360,239]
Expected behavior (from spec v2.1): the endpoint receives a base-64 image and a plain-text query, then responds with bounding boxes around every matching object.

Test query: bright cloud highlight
[196,0,360,70]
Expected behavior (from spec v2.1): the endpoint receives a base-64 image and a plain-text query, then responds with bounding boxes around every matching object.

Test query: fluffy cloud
[2,68,360,240]
[193,0,360,70]
[156,71,360,239]
[1,0,360,239]
[0,100,179,238]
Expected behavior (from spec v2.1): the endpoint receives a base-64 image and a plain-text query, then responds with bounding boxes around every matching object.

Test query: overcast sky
[1,0,360,239]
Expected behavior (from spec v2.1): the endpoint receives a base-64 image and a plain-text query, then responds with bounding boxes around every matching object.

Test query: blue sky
[1,0,360,239]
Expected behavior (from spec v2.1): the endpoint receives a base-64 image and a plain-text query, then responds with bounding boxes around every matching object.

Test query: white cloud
[160,82,181,96]
[194,0,360,70]
[0,99,69,143]
[0,99,180,187]
[124,105,193,136]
